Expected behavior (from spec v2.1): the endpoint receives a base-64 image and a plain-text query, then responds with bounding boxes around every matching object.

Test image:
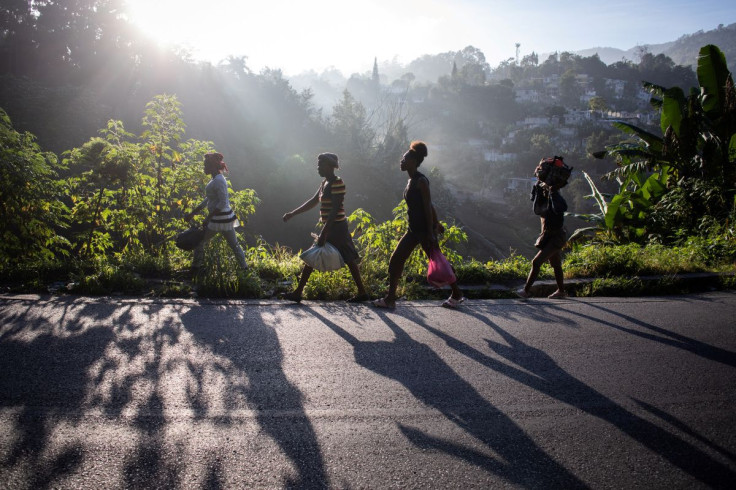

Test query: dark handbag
[175,226,205,251]
[531,182,549,216]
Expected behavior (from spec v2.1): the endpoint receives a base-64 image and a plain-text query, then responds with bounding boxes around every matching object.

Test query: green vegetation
[1,3,734,300]
[0,82,733,299]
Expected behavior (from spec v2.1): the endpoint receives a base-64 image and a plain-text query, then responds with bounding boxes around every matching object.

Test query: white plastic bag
[299,242,345,271]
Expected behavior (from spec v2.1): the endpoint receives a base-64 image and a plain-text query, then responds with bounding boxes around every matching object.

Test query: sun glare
[124,0,467,74]
[126,0,199,48]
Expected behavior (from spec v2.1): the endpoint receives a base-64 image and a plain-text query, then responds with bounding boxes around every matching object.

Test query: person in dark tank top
[373,141,465,309]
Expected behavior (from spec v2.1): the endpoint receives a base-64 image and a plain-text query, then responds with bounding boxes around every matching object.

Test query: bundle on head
[534,155,572,188]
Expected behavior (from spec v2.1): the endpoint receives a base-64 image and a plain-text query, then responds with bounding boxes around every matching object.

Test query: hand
[282,211,293,223]
[423,233,438,251]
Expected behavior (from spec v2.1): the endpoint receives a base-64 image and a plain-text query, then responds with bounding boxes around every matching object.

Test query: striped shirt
[201,173,239,231]
[319,177,346,222]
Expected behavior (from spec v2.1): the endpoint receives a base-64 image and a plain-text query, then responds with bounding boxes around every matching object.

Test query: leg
[221,228,247,270]
[548,250,565,297]
[449,281,463,301]
[282,264,314,302]
[422,241,464,304]
[191,228,218,275]
[346,260,368,298]
[382,232,420,305]
[523,244,559,295]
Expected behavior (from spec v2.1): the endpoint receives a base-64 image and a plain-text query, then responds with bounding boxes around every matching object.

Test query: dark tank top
[404,171,428,234]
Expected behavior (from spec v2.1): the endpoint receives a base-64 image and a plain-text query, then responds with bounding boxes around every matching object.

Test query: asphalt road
[1,292,735,489]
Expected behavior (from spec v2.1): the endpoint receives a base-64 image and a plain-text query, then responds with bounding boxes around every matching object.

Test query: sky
[125,0,735,76]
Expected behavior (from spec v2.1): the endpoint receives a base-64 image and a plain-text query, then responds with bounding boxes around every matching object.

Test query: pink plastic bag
[427,248,457,288]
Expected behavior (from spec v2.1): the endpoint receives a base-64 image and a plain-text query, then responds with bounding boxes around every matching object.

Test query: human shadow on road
[632,398,736,462]
[305,307,587,489]
[181,306,328,489]
[568,301,736,368]
[409,306,736,488]
[0,297,118,489]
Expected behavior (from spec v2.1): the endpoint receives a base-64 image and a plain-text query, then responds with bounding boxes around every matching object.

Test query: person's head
[317,152,339,177]
[204,152,228,175]
[400,141,428,172]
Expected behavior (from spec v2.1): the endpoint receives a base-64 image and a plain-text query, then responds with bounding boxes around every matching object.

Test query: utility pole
[515,43,521,65]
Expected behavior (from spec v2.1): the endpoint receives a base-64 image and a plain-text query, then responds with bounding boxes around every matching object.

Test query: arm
[185,198,208,222]
[418,177,438,248]
[431,204,444,234]
[283,188,320,222]
[549,189,568,215]
[317,191,343,246]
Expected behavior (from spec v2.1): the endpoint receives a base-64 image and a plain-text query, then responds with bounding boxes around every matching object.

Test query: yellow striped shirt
[319,177,346,222]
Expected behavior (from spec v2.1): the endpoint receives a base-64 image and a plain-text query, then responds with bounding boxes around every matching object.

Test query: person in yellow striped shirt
[281,153,369,302]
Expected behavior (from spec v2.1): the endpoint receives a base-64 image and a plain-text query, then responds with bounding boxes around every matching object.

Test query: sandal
[441,296,466,309]
[548,290,568,299]
[280,291,303,303]
[372,297,395,309]
[515,288,530,299]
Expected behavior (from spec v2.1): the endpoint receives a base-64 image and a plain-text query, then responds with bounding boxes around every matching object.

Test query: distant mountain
[570,22,736,69]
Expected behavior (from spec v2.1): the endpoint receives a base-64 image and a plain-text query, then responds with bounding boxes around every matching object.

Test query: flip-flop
[372,298,395,309]
[441,296,466,309]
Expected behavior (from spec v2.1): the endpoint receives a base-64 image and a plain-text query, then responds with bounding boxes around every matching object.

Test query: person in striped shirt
[281,152,368,302]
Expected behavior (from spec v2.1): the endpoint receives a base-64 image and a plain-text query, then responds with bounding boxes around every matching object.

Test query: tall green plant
[66,94,260,261]
[593,44,736,242]
[0,109,70,264]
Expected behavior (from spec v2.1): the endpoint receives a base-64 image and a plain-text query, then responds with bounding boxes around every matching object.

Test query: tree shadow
[2,296,319,488]
[0,298,118,489]
[180,305,328,489]
[407,306,736,488]
[305,306,587,489]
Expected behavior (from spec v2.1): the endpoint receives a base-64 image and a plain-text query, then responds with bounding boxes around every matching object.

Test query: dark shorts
[535,227,567,250]
[325,220,360,264]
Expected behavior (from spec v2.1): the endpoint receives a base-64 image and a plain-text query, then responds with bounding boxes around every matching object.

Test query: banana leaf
[661,87,686,137]
[611,121,664,152]
[697,44,730,116]
[582,171,607,216]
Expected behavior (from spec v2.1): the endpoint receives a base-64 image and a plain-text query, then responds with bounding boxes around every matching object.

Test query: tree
[559,69,582,107]
[0,108,70,263]
[589,96,608,112]
[330,90,375,157]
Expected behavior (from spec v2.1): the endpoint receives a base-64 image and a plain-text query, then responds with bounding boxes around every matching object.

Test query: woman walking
[281,152,369,303]
[185,152,247,277]
[373,141,464,309]
[516,180,568,298]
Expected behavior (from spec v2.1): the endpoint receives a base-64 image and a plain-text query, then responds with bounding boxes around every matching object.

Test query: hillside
[572,23,736,69]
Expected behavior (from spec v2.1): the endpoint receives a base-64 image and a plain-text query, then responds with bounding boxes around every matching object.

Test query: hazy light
[124,0,733,75]
[125,0,465,74]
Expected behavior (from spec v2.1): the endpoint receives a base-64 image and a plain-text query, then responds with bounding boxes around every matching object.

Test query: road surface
[1,292,735,488]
